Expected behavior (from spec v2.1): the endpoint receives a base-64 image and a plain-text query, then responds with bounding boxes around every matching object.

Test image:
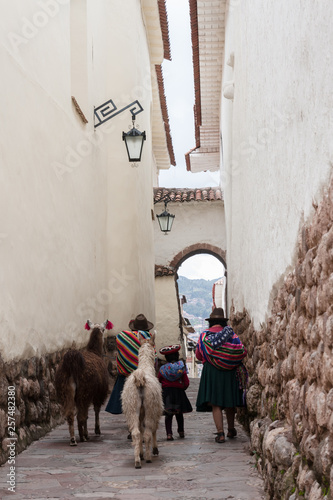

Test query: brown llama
[121,334,163,468]
[55,319,113,445]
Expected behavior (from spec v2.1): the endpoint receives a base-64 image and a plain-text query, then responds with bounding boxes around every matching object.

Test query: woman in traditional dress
[105,314,154,416]
[195,308,248,443]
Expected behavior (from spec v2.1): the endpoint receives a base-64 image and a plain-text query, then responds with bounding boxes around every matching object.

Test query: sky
[159,0,223,281]
[178,254,225,281]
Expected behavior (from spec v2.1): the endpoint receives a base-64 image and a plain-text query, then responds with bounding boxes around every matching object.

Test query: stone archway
[171,242,227,330]
[169,243,226,272]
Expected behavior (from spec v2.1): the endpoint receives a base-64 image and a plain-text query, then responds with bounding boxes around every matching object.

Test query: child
[158,345,192,441]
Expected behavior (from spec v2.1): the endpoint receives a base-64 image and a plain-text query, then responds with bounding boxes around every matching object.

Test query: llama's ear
[103,319,113,330]
[85,320,92,330]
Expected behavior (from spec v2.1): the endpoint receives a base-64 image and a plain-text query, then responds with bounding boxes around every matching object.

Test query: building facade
[188,0,333,497]
[0,0,174,463]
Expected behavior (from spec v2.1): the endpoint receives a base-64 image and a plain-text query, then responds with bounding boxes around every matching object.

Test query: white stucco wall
[0,0,162,361]
[222,0,333,327]
[154,275,183,358]
[154,201,226,266]
[97,1,157,332]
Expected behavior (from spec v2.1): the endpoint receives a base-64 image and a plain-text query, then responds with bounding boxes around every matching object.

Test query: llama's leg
[143,419,153,463]
[77,406,89,442]
[67,412,77,446]
[94,404,101,435]
[64,380,77,445]
[131,428,142,469]
[152,429,159,456]
[139,412,144,460]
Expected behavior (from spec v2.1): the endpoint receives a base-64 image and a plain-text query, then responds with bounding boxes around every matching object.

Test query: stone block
[5,360,22,382]
[324,314,333,347]
[292,413,304,442]
[316,391,329,428]
[27,358,37,378]
[28,379,41,400]
[321,352,333,391]
[303,433,319,463]
[307,352,320,384]
[274,435,296,468]
[310,322,320,348]
[296,260,306,287]
[306,286,317,319]
[25,401,38,423]
[305,248,316,287]
[247,384,262,416]
[308,481,324,500]
[0,409,6,439]
[0,375,9,406]
[287,380,301,415]
[297,465,316,497]
[285,272,297,295]
[313,436,333,484]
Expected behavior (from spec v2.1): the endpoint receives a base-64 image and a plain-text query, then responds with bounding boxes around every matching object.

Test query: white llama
[121,334,163,469]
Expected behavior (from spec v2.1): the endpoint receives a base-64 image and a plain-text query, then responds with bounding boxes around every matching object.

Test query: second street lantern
[156,201,175,234]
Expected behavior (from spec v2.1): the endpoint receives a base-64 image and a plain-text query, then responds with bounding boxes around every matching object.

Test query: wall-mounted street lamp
[122,114,146,162]
[154,196,175,235]
[94,99,146,163]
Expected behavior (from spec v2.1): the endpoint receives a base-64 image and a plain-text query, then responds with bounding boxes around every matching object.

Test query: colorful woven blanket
[206,326,234,348]
[116,330,151,376]
[198,330,247,370]
[159,361,186,381]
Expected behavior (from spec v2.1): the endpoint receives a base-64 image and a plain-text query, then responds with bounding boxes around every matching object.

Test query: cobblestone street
[0,379,265,500]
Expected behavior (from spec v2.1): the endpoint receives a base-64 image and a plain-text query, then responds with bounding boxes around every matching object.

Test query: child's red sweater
[158,371,190,389]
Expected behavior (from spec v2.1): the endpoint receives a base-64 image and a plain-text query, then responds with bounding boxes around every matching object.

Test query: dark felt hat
[128,313,154,331]
[159,344,181,355]
[205,307,229,321]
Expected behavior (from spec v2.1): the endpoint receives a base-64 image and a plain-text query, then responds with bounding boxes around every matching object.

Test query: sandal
[227,428,237,438]
[178,431,185,439]
[167,434,174,441]
[215,431,225,443]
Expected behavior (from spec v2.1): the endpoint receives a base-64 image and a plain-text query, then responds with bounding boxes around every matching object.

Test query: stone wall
[0,337,116,466]
[231,180,333,499]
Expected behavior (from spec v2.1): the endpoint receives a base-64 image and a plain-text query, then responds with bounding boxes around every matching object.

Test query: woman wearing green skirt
[195,308,247,443]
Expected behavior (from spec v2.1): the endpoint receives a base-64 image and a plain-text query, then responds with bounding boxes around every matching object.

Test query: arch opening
[174,246,227,378]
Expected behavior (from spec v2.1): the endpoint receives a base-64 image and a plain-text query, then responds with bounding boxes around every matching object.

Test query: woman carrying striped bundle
[195,308,248,443]
[105,314,154,415]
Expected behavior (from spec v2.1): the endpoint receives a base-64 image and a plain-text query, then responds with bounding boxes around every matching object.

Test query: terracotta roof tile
[189,0,201,132]
[155,265,176,277]
[155,65,176,166]
[185,0,201,169]
[158,0,172,61]
[153,187,224,203]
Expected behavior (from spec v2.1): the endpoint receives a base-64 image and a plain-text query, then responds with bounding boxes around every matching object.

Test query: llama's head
[85,320,113,355]
[138,334,156,364]
[84,319,113,334]
[139,332,155,347]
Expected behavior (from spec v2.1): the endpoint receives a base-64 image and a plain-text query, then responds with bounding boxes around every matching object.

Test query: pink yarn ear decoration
[85,321,91,330]
[105,320,113,330]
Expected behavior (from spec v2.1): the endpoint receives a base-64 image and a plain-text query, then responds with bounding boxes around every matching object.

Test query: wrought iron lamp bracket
[94,99,144,128]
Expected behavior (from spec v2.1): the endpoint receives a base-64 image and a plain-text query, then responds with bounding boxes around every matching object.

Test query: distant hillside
[177,275,223,332]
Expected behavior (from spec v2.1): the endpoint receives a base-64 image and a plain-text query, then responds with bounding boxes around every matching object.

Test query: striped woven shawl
[199,330,247,370]
[116,330,151,376]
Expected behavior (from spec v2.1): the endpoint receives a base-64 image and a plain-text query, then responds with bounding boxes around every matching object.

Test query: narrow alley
[0,379,265,500]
